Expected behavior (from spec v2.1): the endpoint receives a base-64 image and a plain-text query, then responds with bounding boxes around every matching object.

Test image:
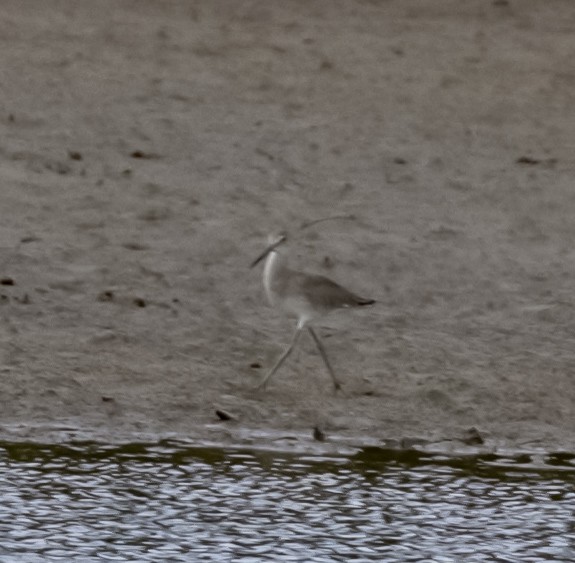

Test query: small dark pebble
[313,426,326,441]
[97,290,114,302]
[215,409,236,421]
[130,150,158,159]
[393,157,407,165]
[323,256,334,269]
[133,297,146,308]
[68,151,83,161]
[462,427,484,446]
[20,236,39,244]
[250,362,262,369]
[101,396,114,402]
[516,156,540,165]
[0,277,15,286]
[122,242,148,251]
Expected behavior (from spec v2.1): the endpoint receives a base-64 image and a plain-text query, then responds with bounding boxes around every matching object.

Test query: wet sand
[1,0,574,453]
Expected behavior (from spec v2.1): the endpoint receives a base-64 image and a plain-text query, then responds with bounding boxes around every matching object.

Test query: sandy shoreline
[1,0,574,453]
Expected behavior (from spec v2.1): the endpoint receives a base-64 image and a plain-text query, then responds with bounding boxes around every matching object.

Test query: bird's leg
[258,327,302,389]
[307,327,341,391]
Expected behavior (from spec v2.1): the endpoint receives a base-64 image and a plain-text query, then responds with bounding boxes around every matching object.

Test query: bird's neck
[262,250,285,304]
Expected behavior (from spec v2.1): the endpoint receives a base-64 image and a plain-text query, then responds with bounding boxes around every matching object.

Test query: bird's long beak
[250,235,286,268]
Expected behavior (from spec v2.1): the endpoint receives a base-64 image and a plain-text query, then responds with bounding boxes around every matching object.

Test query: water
[1,441,574,562]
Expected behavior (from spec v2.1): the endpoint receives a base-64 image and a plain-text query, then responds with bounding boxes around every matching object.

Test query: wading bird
[251,233,375,390]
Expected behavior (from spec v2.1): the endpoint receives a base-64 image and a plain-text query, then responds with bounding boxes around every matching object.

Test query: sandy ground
[1,0,574,453]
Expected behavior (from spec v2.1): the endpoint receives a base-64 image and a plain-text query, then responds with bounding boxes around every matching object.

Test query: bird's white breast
[262,250,280,307]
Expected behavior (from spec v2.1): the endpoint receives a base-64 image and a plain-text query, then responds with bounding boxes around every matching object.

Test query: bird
[250,232,375,391]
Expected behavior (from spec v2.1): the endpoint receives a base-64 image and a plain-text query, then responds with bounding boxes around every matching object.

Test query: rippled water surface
[1,441,574,562]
